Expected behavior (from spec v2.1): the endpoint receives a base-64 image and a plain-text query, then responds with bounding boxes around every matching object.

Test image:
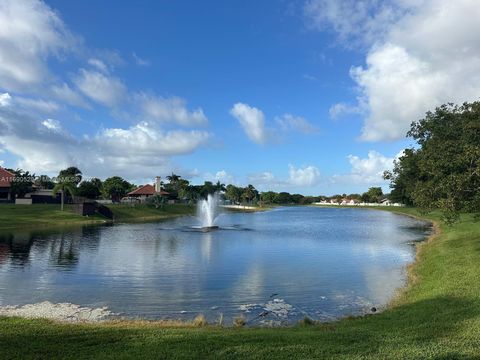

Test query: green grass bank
[108,203,195,222]
[0,203,198,231]
[1,207,480,358]
[0,204,108,230]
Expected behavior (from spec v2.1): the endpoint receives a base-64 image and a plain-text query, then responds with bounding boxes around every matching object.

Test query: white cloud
[306,0,480,141]
[50,83,88,108]
[0,93,11,106]
[137,94,208,127]
[230,102,266,144]
[333,150,401,185]
[16,97,59,113]
[204,170,236,185]
[248,171,277,186]
[303,0,408,47]
[96,122,210,157]
[0,92,210,178]
[74,69,126,107]
[230,104,316,143]
[87,58,109,73]
[0,0,75,90]
[41,118,61,132]
[132,52,150,66]
[329,102,363,119]
[275,114,319,134]
[288,164,320,186]
[247,165,321,190]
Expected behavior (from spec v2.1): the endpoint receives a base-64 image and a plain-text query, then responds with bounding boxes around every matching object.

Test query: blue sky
[0,0,478,195]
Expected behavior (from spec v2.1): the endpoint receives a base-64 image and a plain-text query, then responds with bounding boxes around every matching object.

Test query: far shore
[0,202,272,232]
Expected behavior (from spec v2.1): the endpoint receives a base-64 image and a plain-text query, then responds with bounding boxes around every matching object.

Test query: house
[125,177,169,203]
[380,198,392,206]
[0,167,14,202]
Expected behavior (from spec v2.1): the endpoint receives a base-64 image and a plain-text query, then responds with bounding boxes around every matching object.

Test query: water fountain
[197,193,220,231]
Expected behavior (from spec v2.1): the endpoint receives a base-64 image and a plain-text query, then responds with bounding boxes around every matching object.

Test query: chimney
[155,176,162,193]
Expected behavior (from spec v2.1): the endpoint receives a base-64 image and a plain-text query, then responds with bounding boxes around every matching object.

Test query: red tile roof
[127,184,169,196]
[0,167,14,188]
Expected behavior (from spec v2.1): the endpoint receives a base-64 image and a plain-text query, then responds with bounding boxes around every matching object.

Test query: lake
[0,207,431,325]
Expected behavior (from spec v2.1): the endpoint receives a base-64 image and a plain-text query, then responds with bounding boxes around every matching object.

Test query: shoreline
[0,206,434,326]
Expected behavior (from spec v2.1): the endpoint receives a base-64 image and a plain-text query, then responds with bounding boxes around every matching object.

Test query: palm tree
[166,173,181,184]
[215,180,226,192]
[52,179,76,211]
[58,166,83,186]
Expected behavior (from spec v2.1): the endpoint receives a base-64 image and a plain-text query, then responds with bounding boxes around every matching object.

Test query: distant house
[125,177,169,203]
[0,167,14,202]
[380,198,392,206]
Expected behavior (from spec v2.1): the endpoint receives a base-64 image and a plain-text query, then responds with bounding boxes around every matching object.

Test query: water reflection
[0,207,430,324]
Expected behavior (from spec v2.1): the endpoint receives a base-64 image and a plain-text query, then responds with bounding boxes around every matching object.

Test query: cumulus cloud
[275,114,319,134]
[0,92,210,178]
[305,0,480,141]
[0,2,211,179]
[96,122,210,157]
[0,93,11,107]
[230,103,317,143]
[41,118,61,132]
[248,165,320,189]
[74,69,127,107]
[230,103,266,144]
[329,102,363,119]
[288,165,320,186]
[333,150,400,185]
[248,171,278,186]
[0,0,75,90]
[137,94,208,127]
[204,170,236,185]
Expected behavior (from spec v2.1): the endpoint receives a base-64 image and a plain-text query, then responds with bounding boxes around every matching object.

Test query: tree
[77,178,102,199]
[385,101,480,222]
[383,148,419,205]
[225,184,242,204]
[58,167,82,186]
[361,187,384,203]
[52,177,76,211]
[102,176,134,202]
[242,184,257,204]
[260,191,277,204]
[214,180,226,193]
[201,181,216,198]
[34,175,54,189]
[7,169,34,198]
[275,192,292,204]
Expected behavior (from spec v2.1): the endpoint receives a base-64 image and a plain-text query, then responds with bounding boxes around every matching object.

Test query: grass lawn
[0,204,108,230]
[2,208,480,359]
[107,203,195,222]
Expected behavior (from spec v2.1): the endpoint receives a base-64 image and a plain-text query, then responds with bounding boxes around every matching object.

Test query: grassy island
[1,207,480,359]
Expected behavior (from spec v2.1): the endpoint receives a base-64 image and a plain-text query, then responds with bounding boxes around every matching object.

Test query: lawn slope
[0,204,108,230]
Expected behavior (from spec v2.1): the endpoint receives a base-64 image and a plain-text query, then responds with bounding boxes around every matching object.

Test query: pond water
[0,207,431,325]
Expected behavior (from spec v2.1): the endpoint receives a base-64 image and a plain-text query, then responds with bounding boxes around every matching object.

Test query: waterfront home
[0,167,14,202]
[125,177,169,203]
